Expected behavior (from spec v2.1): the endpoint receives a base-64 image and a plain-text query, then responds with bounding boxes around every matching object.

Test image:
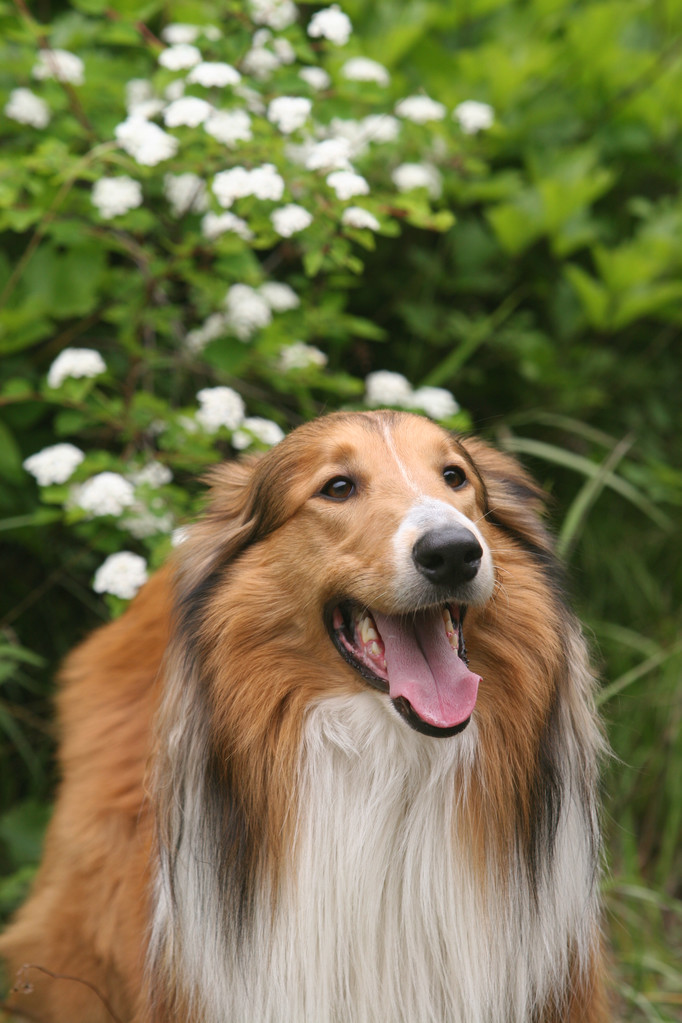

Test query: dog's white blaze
[391,498,495,607]
[380,419,422,496]
[158,690,599,1023]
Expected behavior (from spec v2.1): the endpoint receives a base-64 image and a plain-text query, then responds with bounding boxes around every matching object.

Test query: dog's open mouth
[328,602,480,738]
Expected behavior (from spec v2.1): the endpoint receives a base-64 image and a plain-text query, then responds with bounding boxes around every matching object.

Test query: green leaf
[564,264,610,329]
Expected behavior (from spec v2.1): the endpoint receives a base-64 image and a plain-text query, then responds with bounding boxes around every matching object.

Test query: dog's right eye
[318,476,356,500]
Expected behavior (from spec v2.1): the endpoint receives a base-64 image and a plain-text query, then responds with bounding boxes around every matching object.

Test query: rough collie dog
[1,410,608,1023]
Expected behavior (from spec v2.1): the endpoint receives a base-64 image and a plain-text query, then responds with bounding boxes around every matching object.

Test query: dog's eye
[319,476,356,500]
[443,466,467,490]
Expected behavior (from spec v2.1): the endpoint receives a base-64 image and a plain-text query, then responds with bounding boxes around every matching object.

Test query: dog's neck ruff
[152,690,600,1023]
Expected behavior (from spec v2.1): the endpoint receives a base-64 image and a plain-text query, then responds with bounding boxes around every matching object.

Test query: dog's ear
[173,456,263,602]
[459,436,556,559]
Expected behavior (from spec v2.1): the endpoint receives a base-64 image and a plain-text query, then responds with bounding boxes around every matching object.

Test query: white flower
[299,66,331,90]
[47,347,106,388]
[201,211,253,241]
[342,206,379,230]
[185,313,228,352]
[232,417,284,449]
[23,443,84,486]
[305,137,352,171]
[307,5,352,45]
[365,370,413,407]
[327,169,370,200]
[115,117,179,166]
[187,62,241,87]
[327,117,372,155]
[125,78,154,111]
[410,386,459,419]
[267,96,312,134]
[278,342,327,371]
[259,282,300,311]
[161,24,201,44]
[196,386,246,431]
[235,83,266,113]
[454,100,494,134]
[224,284,272,341]
[249,0,298,30]
[76,472,136,516]
[271,203,312,237]
[33,49,84,85]
[273,38,296,64]
[392,161,442,198]
[212,164,284,206]
[163,96,213,127]
[93,552,148,600]
[395,94,446,123]
[164,173,208,216]
[241,46,281,79]
[341,57,389,86]
[129,461,173,486]
[158,43,202,71]
[250,163,286,200]
[5,88,50,128]
[204,109,252,146]
[361,113,400,143]
[91,176,143,219]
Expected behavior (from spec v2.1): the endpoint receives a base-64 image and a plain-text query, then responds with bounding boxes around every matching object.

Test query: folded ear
[459,436,557,564]
[173,456,263,606]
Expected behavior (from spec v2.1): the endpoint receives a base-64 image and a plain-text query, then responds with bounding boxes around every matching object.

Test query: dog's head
[173,410,561,743]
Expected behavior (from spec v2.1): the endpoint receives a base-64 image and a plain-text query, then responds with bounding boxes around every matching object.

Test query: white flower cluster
[365,371,459,420]
[392,162,442,198]
[232,417,284,449]
[91,176,143,219]
[93,551,148,600]
[196,386,246,432]
[163,96,213,128]
[115,117,178,166]
[158,43,202,71]
[299,67,331,91]
[201,210,253,241]
[164,173,208,216]
[224,283,272,340]
[267,96,312,134]
[129,461,173,487]
[213,164,285,206]
[271,203,312,237]
[241,30,295,79]
[453,100,494,134]
[186,282,298,351]
[327,170,370,200]
[32,48,84,85]
[187,61,241,87]
[342,57,389,86]
[395,94,446,124]
[341,206,380,231]
[205,108,253,146]
[307,5,352,46]
[249,0,298,30]
[23,443,84,486]
[76,472,136,516]
[5,88,50,128]
[47,348,106,389]
[278,342,327,371]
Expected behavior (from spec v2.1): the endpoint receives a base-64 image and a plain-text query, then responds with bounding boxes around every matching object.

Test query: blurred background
[1,1,681,1018]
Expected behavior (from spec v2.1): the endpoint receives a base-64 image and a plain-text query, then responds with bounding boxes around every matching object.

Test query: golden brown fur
[1,411,609,1022]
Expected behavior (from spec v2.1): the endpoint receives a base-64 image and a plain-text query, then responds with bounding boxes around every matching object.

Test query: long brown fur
[1,411,609,1022]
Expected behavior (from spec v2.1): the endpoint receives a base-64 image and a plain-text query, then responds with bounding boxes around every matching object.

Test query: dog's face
[185,411,530,741]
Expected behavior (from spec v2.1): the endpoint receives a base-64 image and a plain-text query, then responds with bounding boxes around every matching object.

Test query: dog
[1,410,608,1023]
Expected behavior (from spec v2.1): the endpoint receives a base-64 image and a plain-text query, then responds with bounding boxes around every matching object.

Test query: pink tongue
[373,610,480,730]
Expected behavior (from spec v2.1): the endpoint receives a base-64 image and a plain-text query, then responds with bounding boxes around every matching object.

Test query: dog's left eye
[443,465,467,489]
[319,476,356,500]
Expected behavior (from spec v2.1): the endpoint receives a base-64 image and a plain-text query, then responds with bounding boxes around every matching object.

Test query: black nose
[412,526,483,586]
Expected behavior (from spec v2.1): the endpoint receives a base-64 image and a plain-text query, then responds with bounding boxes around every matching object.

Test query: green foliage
[0,0,681,1016]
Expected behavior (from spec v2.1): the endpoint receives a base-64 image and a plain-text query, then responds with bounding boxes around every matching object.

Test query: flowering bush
[1,0,490,606]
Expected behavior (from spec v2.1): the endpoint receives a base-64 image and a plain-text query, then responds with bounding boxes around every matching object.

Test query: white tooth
[368,641,381,657]
[360,616,378,643]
